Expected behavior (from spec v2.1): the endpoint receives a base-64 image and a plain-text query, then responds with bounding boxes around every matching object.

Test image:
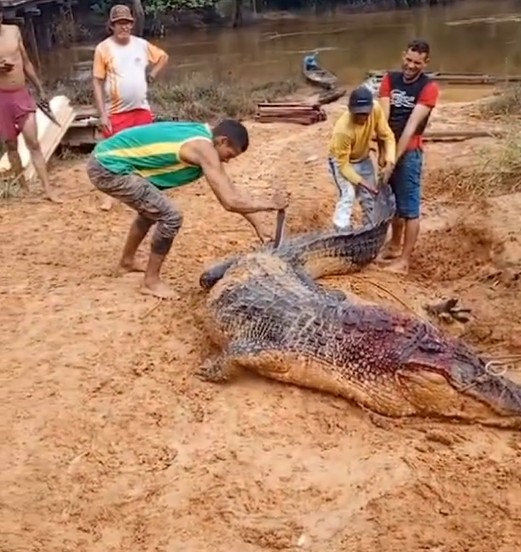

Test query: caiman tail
[200,184,395,290]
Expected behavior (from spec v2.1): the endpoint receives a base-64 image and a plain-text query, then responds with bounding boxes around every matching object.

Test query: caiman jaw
[396,358,521,426]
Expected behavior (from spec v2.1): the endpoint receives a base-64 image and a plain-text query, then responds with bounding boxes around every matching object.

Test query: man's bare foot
[375,245,401,265]
[100,197,113,211]
[119,258,147,273]
[381,244,402,259]
[140,279,179,299]
[45,189,63,204]
[383,258,410,275]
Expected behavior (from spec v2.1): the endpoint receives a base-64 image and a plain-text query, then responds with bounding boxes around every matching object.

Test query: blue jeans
[389,149,423,219]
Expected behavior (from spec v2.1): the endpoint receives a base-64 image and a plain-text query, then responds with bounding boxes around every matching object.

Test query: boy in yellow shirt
[328,86,396,230]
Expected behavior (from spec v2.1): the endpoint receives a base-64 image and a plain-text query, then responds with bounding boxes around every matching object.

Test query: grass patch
[478,83,521,119]
[0,169,24,200]
[426,84,521,201]
[427,125,521,201]
[48,73,300,122]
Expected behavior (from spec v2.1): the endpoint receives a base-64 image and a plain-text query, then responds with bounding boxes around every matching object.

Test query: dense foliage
[89,0,449,18]
[90,0,219,15]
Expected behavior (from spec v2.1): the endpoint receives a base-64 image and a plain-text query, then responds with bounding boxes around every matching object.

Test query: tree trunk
[232,0,243,27]
[132,0,145,36]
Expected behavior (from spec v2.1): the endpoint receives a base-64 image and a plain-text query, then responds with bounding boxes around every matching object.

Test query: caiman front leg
[196,339,265,383]
[197,354,238,383]
[196,339,289,384]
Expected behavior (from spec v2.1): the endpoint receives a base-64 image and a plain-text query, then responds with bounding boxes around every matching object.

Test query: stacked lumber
[255,102,327,125]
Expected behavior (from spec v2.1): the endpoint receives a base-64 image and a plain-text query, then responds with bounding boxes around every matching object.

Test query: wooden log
[257,109,319,116]
[257,102,318,107]
[255,117,318,125]
[257,103,320,110]
[366,69,521,84]
[423,129,504,142]
[256,112,320,118]
[255,112,325,125]
[257,104,320,110]
[257,105,317,110]
[318,87,346,105]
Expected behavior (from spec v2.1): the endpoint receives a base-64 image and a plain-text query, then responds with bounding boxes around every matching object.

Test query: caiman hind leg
[196,339,290,384]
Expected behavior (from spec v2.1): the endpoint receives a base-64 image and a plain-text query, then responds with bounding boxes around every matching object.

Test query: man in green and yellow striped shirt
[86,119,288,299]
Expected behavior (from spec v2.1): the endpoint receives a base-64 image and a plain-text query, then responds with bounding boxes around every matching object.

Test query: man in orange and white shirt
[92,4,169,210]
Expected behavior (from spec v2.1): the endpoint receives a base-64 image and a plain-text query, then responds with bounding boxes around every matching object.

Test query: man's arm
[183,140,282,214]
[18,29,44,95]
[395,82,439,160]
[182,140,284,242]
[330,130,362,185]
[378,73,391,119]
[374,104,396,165]
[146,42,169,81]
[92,46,106,114]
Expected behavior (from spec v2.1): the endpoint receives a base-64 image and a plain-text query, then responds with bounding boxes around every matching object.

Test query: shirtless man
[0,5,60,202]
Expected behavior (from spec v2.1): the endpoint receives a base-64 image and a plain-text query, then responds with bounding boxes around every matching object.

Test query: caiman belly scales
[198,200,521,429]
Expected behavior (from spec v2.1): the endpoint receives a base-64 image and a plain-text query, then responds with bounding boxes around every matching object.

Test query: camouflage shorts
[86,155,183,241]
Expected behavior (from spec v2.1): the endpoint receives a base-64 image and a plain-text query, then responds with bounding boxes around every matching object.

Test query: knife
[36,98,61,127]
[273,208,286,249]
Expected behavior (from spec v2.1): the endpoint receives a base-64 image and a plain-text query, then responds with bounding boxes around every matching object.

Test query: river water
[44,0,521,88]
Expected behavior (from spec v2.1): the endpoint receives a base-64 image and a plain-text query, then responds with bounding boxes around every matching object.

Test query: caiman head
[396,332,521,427]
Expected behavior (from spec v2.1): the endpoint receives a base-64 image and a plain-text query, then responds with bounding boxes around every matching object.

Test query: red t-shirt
[379,73,439,151]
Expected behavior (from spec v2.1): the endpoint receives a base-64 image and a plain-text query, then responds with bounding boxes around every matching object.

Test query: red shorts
[102,108,154,138]
[0,87,36,141]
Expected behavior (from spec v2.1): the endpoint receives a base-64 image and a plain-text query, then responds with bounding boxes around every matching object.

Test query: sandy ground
[1,95,521,552]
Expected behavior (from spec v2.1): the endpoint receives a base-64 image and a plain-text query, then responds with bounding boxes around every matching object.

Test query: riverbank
[73,0,459,42]
[1,88,521,551]
[50,75,301,122]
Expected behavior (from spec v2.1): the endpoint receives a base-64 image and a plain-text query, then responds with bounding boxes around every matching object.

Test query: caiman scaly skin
[198,188,521,428]
[200,181,397,292]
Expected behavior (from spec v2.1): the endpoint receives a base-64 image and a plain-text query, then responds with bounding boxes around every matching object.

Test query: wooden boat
[302,53,338,90]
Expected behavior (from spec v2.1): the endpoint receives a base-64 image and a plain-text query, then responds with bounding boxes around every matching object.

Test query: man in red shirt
[377,39,439,274]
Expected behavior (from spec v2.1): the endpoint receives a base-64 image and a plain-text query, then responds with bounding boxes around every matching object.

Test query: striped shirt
[93,121,213,189]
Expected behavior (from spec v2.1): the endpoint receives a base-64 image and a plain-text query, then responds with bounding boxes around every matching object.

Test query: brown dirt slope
[1,98,521,552]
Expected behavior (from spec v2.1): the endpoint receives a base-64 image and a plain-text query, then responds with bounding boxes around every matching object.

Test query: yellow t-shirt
[328,101,396,184]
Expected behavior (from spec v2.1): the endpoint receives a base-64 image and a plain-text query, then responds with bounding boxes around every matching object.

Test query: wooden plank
[61,125,101,147]
[0,95,76,182]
